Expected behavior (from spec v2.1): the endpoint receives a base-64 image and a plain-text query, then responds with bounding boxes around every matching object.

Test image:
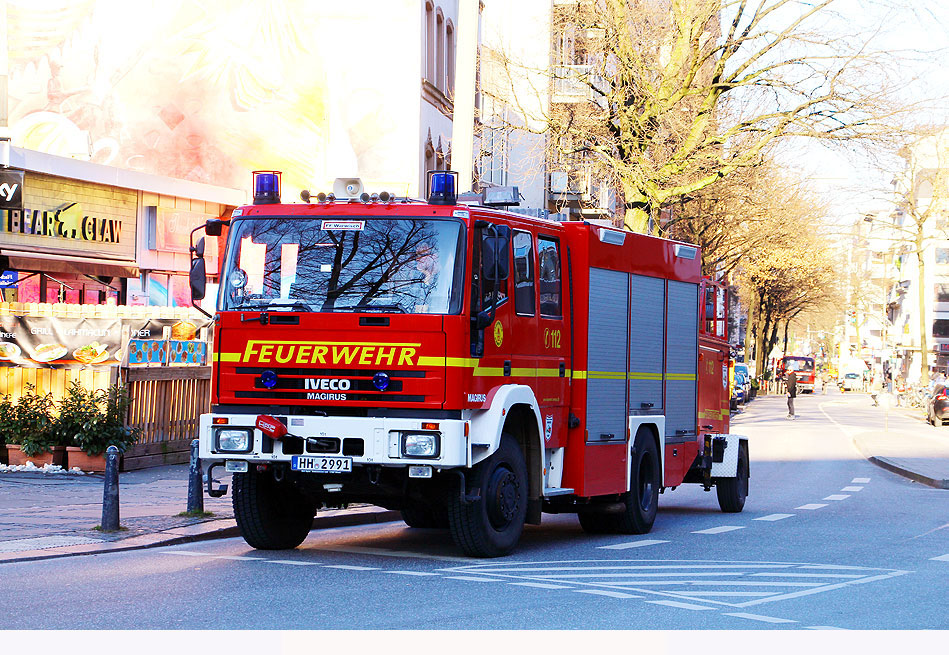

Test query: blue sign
[0,271,18,288]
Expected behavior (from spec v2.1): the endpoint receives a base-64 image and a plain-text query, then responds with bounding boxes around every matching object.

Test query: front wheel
[716,440,749,513]
[447,434,528,557]
[233,469,316,550]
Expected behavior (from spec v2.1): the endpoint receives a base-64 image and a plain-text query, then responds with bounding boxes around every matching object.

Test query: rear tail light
[937,395,947,401]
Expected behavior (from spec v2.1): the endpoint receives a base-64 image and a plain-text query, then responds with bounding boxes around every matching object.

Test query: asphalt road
[1,389,947,631]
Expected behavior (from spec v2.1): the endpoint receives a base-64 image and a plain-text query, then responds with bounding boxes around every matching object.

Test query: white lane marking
[751,572,865,578]
[323,564,378,571]
[160,551,213,557]
[930,554,949,561]
[530,572,746,579]
[261,560,321,566]
[386,571,439,576]
[691,526,745,534]
[805,626,849,630]
[795,503,828,510]
[315,545,470,563]
[673,592,778,597]
[449,564,797,573]
[598,539,670,550]
[445,576,503,582]
[215,555,263,561]
[823,494,850,501]
[852,478,870,483]
[510,582,571,590]
[646,600,716,610]
[841,486,863,492]
[754,514,794,522]
[573,589,642,599]
[725,612,796,624]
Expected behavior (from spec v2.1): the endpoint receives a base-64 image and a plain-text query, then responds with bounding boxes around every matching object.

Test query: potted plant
[65,383,139,472]
[4,385,62,467]
[0,394,13,465]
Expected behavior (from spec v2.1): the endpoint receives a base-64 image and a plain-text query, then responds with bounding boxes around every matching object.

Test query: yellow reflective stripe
[572,370,587,379]
[417,356,446,366]
[588,371,627,380]
[628,372,663,380]
[218,352,241,362]
[536,368,563,378]
[667,373,697,381]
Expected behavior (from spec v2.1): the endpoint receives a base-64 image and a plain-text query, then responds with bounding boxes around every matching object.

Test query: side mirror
[205,218,229,237]
[189,255,207,301]
[482,233,510,281]
[192,236,206,258]
[475,310,493,330]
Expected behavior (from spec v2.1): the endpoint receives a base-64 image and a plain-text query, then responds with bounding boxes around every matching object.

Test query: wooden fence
[121,366,212,471]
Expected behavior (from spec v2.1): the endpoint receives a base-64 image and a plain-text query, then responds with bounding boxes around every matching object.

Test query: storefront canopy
[0,249,139,279]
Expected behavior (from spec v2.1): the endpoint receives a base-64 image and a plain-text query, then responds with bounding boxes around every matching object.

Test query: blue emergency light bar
[253,170,282,205]
[427,171,458,205]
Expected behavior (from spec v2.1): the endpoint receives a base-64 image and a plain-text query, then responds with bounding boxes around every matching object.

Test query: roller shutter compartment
[664,280,698,438]
[586,268,629,443]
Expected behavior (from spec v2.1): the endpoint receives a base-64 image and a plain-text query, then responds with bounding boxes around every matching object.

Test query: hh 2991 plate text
[291,455,352,473]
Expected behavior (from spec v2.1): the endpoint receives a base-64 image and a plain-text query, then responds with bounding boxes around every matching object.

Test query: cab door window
[537,236,562,317]
[512,230,535,316]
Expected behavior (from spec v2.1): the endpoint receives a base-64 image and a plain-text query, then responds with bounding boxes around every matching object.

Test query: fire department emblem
[493,320,504,347]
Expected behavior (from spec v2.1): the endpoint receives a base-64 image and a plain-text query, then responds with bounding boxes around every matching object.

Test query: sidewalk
[0,461,399,564]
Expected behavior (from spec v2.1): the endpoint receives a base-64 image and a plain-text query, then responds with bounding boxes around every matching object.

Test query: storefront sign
[0,316,122,368]
[0,170,24,210]
[1,204,123,243]
[0,271,17,288]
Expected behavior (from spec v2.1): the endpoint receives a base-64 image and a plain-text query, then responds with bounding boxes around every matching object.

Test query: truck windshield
[220,217,465,314]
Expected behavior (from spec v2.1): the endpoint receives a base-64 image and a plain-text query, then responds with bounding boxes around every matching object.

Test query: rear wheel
[611,429,660,534]
[233,469,316,550]
[448,434,527,557]
[716,440,749,513]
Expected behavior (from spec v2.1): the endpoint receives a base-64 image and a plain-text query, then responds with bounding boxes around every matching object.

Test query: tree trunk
[917,240,930,385]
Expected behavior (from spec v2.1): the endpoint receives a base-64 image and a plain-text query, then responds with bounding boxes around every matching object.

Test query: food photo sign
[0,316,122,368]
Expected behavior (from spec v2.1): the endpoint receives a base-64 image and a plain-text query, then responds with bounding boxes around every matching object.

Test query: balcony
[551,65,608,108]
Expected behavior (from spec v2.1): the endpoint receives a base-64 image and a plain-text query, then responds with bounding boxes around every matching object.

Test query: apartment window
[513,231,536,316]
[446,21,455,97]
[936,283,949,302]
[479,95,509,187]
[935,319,949,338]
[436,10,445,91]
[936,247,949,265]
[425,2,435,82]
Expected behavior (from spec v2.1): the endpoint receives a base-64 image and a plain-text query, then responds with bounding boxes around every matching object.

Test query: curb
[852,437,949,490]
[0,507,402,565]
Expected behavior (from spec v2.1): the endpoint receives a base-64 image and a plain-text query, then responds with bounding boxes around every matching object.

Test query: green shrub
[6,385,57,457]
[0,394,15,448]
[67,384,140,456]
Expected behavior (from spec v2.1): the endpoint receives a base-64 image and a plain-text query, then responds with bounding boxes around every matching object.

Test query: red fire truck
[190,171,748,558]
[777,356,816,393]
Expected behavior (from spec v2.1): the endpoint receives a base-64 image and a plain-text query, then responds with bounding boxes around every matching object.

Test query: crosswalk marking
[598,539,670,550]
[691,526,745,534]
[823,494,850,501]
[930,554,949,562]
[841,486,863,492]
[795,503,828,510]
[725,612,796,623]
[852,478,870,483]
[753,514,794,521]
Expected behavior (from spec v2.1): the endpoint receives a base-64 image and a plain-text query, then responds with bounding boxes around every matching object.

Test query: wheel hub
[486,466,519,529]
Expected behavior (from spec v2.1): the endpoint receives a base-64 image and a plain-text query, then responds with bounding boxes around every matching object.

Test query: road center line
[753,514,794,521]
[598,539,670,550]
[795,503,828,510]
[691,526,745,534]
[725,612,796,623]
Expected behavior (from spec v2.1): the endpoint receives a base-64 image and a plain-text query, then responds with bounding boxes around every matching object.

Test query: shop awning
[0,249,140,279]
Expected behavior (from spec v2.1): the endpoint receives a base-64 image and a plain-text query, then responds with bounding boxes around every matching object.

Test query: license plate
[291,455,352,473]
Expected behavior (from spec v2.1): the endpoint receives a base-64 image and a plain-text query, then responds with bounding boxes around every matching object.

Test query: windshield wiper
[350,303,407,313]
[235,299,315,312]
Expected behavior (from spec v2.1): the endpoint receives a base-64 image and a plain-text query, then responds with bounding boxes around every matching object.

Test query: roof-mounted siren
[253,171,281,205]
[427,170,458,205]
[333,177,364,200]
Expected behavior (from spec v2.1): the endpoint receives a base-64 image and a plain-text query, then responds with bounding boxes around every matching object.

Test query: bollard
[187,438,204,514]
[100,445,120,531]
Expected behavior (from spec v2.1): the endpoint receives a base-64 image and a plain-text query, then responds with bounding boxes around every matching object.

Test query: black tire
[716,440,749,513]
[611,429,660,534]
[447,434,528,557]
[232,469,316,550]
[401,500,449,529]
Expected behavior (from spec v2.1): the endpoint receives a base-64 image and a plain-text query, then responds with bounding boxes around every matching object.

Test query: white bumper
[198,413,471,469]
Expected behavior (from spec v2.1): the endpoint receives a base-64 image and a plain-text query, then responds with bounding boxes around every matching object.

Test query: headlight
[215,428,253,453]
[401,432,440,458]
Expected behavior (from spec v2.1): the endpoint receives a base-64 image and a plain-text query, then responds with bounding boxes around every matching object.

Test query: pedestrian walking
[870,374,883,407]
[896,376,906,407]
[786,370,798,420]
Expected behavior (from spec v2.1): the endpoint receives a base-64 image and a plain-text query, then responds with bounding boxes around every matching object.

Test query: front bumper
[198,413,470,469]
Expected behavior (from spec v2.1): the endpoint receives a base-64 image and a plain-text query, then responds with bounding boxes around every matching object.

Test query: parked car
[734,364,753,401]
[840,372,862,392]
[926,384,949,426]
[730,373,745,410]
